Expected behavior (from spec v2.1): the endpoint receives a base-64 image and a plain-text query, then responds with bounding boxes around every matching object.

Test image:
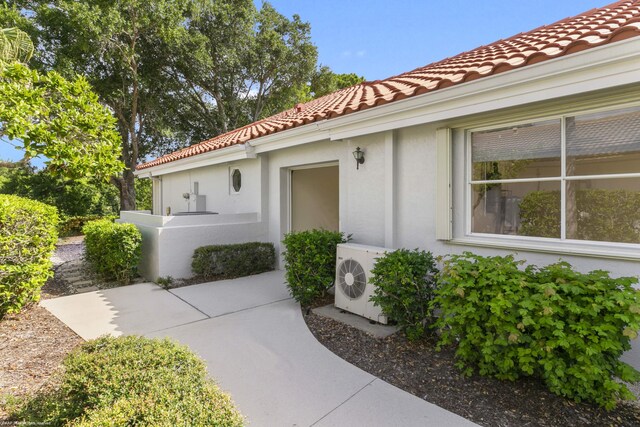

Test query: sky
[0,0,610,165]
[264,0,608,80]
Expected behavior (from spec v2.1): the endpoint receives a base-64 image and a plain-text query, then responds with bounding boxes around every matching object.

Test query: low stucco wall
[118,211,268,280]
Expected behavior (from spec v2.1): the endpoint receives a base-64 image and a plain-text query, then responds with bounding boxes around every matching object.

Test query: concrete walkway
[42,271,476,427]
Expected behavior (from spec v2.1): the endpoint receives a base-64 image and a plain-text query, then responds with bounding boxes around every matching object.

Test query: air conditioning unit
[335,243,388,324]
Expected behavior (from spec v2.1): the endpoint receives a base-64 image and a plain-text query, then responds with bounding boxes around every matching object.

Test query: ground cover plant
[282,229,347,307]
[82,219,141,284]
[0,194,58,318]
[433,252,640,409]
[9,335,244,426]
[192,242,275,280]
[370,249,438,340]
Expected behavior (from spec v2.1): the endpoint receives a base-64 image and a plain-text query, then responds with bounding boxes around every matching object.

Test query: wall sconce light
[182,192,191,201]
[352,147,365,170]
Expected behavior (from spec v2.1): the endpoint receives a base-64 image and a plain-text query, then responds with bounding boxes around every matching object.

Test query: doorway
[290,165,339,232]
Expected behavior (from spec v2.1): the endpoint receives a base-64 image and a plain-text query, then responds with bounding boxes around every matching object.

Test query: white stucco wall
[161,157,263,215]
[394,125,439,250]
[125,156,269,280]
[120,211,266,280]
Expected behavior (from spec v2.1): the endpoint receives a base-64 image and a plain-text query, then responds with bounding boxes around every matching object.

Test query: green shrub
[369,249,438,340]
[1,163,119,219]
[0,194,58,318]
[135,177,152,211]
[192,242,275,280]
[282,229,347,306]
[82,219,141,284]
[433,252,640,409]
[525,262,640,407]
[11,336,244,426]
[155,276,174,289]
[58,214,117,237]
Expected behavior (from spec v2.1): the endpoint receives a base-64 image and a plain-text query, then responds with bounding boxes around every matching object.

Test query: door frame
[286,161,339,233]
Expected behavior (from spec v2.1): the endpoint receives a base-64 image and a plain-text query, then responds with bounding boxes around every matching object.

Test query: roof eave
[135,143,253,177]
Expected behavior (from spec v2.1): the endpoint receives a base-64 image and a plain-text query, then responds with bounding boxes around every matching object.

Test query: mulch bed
[0,304,82,420]
[0,240,85,420]
[303,310,640,427]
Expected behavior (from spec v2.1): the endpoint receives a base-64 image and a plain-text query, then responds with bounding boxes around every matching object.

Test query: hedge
[282,229,347,306]
[58,214,117,237]
[11,336,244,426]
[433,252,640,409]
[192,242,275,280]
[82,219,141,284]
[0,194,58,318]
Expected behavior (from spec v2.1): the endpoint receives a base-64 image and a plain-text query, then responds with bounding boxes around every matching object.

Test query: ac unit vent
[337,258,366,299]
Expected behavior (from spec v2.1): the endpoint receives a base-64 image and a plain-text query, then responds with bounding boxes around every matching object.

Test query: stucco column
[384,131,397,248]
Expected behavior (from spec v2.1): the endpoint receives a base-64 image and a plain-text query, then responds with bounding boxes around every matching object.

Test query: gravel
[50,236,85,267]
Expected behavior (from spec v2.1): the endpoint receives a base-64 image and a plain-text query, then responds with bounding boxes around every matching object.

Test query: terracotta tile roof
[138,0,640,170]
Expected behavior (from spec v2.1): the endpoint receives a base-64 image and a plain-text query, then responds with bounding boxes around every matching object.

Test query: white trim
[450,236,640,261]
[560,116,567,240]
[384,131,396,247]
[470,177,562,185]
[288,161,339,171]
[287,169,292,233]
[565,173,640,181]
[250,124,330,153]
[468,101,640,133]
[135,144,250,176]
[229,167,241,195]
[465,130,472,237]
[435,128,452,240]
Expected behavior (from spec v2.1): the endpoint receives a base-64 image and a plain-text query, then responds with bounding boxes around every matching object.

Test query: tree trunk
[112,169,136,211]
[112,110,138,212]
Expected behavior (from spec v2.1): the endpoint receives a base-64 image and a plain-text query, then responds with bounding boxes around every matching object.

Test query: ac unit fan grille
[338,258,367,299]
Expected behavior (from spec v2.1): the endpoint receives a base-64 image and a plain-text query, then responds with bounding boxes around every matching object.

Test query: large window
[468,106,640,245]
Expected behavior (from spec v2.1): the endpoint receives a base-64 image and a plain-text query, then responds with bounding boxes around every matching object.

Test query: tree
[28,1,348,209]
[246,3,318,120]
[31,0,197,210]
[0,27,123,180]
[310,66,365,98]
[166,1,319,137]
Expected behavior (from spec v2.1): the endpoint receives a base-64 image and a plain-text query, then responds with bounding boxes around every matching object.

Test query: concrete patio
[41,270,476,426]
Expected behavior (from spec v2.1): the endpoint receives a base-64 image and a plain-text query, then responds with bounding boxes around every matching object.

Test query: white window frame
[229,167,241,195]
[459,102,640,260]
